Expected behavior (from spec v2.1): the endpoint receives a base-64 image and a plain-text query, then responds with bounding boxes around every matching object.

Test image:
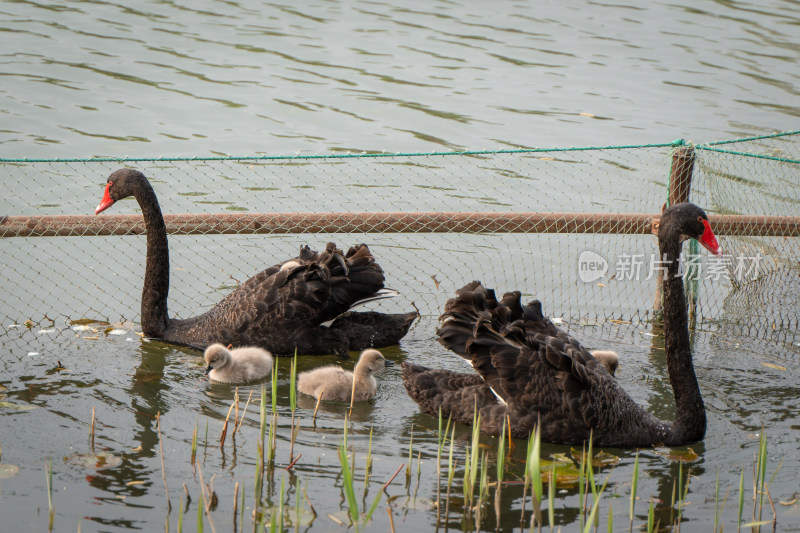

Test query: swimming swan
[94,168,417,355]
[402,203,721,447]
[297,348,393,402]
[204,343,274,383]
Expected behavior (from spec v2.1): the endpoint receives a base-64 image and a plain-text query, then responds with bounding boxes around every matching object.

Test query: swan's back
[166,243,397,355]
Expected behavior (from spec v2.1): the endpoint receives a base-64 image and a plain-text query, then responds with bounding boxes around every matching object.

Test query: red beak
[698,218,722,256]
[95,182,114,214]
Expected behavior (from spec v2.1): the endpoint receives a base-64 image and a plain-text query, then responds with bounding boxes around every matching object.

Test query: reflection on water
[1,1,798,158]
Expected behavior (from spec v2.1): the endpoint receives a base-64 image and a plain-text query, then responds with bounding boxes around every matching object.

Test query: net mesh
[1,134,798,351]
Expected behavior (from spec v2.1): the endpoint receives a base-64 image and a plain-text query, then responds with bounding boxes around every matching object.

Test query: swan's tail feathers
[320,288,400,326]
[346,288,399,310]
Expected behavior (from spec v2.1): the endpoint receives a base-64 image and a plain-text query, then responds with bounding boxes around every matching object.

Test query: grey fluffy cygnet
[297,348,393,402]
[204,343,274,383]
[590,350,619,376]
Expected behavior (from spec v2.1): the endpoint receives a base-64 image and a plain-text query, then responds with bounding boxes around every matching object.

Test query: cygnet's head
[590,350,619,376]
[204,343,230,374]
[357,349,394,374]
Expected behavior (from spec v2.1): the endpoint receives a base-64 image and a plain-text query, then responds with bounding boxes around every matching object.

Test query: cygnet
[204,343,274,383]
[297,348,393,402]
[590,350,619,376]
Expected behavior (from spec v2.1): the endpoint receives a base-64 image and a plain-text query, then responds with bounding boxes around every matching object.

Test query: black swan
[95,168,417,356]
[402,202,721,447]
[204,343,274,384]
[297,348,393,402]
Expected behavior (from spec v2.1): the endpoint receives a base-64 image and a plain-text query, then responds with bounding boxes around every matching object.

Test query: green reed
[629,451,639,532]
[271,357,278,414]
[524,424,543,528]
[444,424,457,522]
[178,492,184,533]
[494,420,506,531]
[196,490,203,533]
[714,468,720,533]
[289,349,298,462]
[737,467,745,531]
[548,461,556,530]
[148,373,781,533]
[406,423,414,480]
[191,422,198,467]
[364,426,374,496]
[46,458,54,532]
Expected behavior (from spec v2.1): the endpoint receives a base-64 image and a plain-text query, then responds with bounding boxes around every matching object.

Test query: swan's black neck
[660,228,706,445]
[135,178,171,337]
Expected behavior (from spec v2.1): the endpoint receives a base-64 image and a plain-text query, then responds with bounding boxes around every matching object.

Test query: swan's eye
[697,216,703,222]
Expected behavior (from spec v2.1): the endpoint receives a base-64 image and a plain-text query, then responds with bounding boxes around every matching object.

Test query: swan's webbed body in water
[95,168,417,355]
[402,203,721,447]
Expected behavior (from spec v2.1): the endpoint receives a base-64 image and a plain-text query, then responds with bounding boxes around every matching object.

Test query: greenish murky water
[2,0,800,531]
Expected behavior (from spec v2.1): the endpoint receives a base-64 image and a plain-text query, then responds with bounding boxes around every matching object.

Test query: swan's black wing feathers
[167,243,414,355]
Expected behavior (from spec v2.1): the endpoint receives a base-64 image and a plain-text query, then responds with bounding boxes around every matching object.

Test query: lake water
[1,0,800,532]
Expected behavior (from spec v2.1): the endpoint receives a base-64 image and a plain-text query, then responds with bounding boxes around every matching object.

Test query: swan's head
[660,203,721,256]
[204,343,231,375]
[357,348,393,374]
[95,168,147,215]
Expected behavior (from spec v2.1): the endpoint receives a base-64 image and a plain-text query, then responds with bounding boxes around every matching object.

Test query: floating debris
[106,329,127,336]
[0,401,37,412]
[657,447,700,463]
[27,352,39,356]
[38,329,56,334]
[64,452,122,470]
[70,318,109,326]
[0,464,20,480]
[571,448,621,468]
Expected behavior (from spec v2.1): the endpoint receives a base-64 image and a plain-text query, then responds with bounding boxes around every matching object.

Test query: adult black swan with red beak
[95,168,417,356]
[402,202,721,447]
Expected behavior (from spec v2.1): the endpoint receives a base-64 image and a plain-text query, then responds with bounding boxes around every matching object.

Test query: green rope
[701,130,800,146]
[0,141,682,164]
[694,145,800,165]
[0,132,797,164]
